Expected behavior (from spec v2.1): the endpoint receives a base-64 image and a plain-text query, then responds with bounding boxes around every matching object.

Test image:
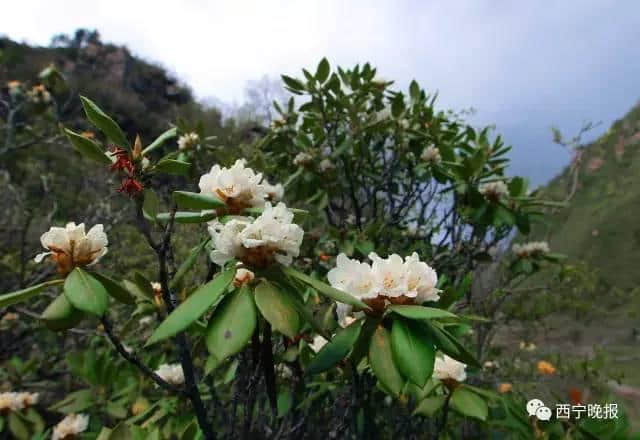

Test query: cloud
[3,0,639,184]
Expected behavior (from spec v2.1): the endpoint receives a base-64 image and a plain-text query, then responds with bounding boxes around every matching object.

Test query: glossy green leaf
[90,272,135,305]
[146,268,235,345]
[369,326,404,397]
[254,280,300,339]
[388,305,457,320]
[306,320,362,375]
[49,389,95,413]
[155,159,191,176]
[206,286,256,362]
[172,191,226,210]
[63,268,109,316]
[170,238,210,289]
[156,211,216,224]
[413,395,447,417]
[8,412,29,440]
[0,279,63,308]
[316,58,330,83]
[450,387,488,421]
[142,127,177,156]
[281,75,305,93]
[425,321,480,368]
[41,294,84,331]
[391,319,435,387]
[143,189,160,222]
[65,128,111,164]
[80,96,129,149]
[281,266,369,310]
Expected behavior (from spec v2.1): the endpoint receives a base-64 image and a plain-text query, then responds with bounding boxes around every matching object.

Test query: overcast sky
[3,1,640,185]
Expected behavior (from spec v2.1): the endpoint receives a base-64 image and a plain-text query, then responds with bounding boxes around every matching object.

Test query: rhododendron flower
[536,360,556,375]
[498,383,513,393]
[263,180,284,201]
[478,180,509,200]
[52,413,89,440]
[328,252,440,316]
[293,152,313,166]
[512,241,550,258]
[27,84,51,104]
[208,202,303,268]
[35,222,108,274]
[199,159,268,213]
[0,391,39,412]
[310,335,328,353]
[178,132,199,150]
[433,354,467,383]
[319,159,334,172]
[421,145,442,164]
[155,363,185,385]
[233,268,255,287]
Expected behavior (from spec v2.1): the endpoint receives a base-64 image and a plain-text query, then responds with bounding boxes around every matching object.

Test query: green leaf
[155,159,191,176]
[49,389,94,413]
[142,127,178,156]
[63,268,109,316]
[173,191,226,210]
[146,268,235,345]
[143,189,161,222]
[90,272,135,305]
[41,294,84,331]
[170,238,210,289]
[391,318,435,387]
[409,80,420,101]
[450,387,488,421]
[8,412,29,440]
[369,326,405,397]
[316,58,330,83]
[206,285,257,362]
[388,305,457,320]
[281,266,369,310]
[156,211,216,224]
[254,280,300,339]
[65,128,112,164]
[281,75,305,93]
[425,322,480,368]
[0,279,63,308]
[80,96,129,149]
[306,320,362,375]
[413,395,447,417]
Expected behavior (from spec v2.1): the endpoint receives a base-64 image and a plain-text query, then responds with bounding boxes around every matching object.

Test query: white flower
[178,132,199,150]
[478,181,509,200]
[421,145,442,164]
[141,157,150,170]
[155,363,185,385]
[138,316,153,326]
[512,241,550,258]
[319,159,334,172]
[293,152,313,166]
[233,268,255,287]
[208,202,304,267]
[404,253,441,303]
[328,254,377,300]
[35,222,108,274]
[27,84,51,104]
[263,180,284,201]
[372,77,387,86]
[0,392,39,412]
[433,355,467,382]
[150,282,162,294]
[52,413,89,440]
[369,252,408,298]
[309,335,328,353]
[199,159,267,212]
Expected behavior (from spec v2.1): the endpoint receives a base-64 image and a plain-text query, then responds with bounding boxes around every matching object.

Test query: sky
[3,1,640,185]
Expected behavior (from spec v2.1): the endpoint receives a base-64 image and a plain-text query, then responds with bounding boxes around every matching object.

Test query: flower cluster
[35,222,108,275]
[421,145,442,164]
[178,132,200,150]
[433,354,467,383]
[0,391,39,413]
[208,202,304,268]
[199,159,283,213]
[27,84,51,104]
[52,413,89,440]
[478,180,509,201]
[155,363,185,385]
[328,252,440,322]
[512,241,550,258]
[293,152,313,166]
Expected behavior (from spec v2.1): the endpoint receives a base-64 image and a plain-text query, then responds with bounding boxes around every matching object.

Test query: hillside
[539,102,640,291]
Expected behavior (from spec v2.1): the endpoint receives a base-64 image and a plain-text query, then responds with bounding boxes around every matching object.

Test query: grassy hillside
[539,102,640,291]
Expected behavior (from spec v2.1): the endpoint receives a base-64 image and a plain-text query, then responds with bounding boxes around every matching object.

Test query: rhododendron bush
[4,59,628,440]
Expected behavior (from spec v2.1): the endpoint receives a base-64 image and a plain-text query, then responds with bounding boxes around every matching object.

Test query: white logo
[526,399,551,420]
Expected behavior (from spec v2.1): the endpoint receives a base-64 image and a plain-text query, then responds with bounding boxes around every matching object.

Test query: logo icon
[527,399,551,420]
